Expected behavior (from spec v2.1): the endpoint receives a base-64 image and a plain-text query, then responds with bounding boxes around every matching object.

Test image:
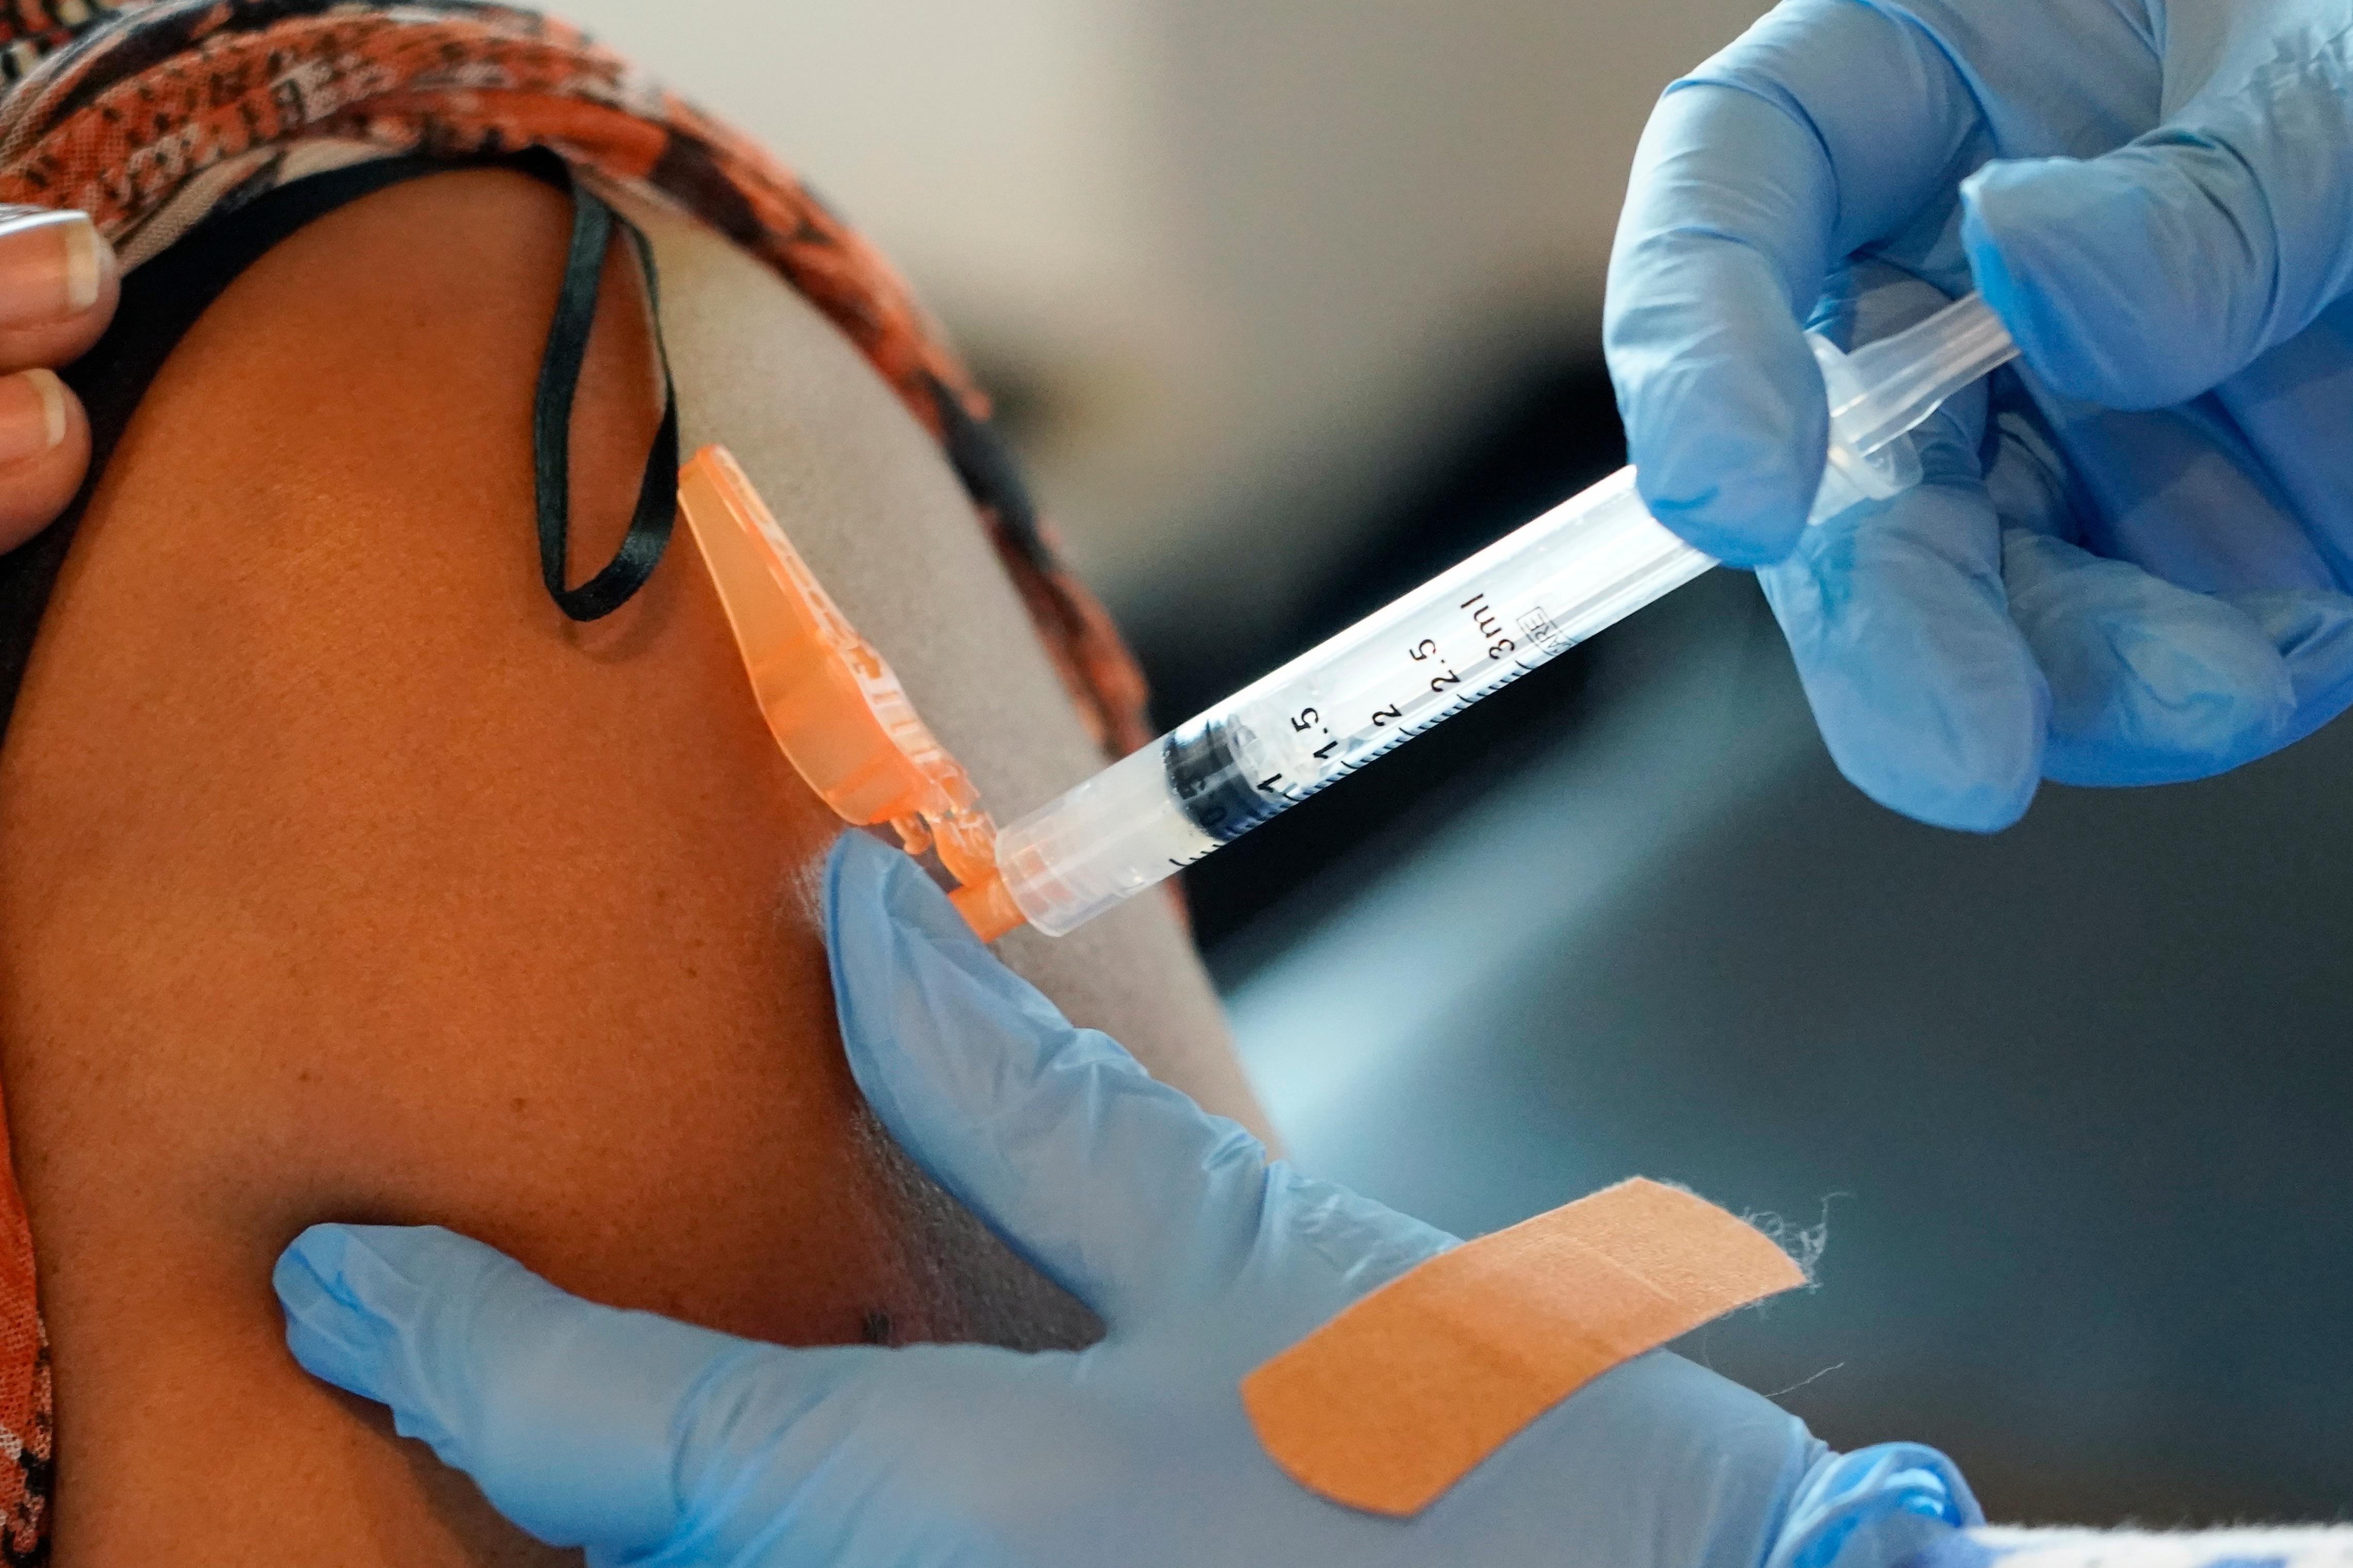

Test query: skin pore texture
[0,168,1267,1564]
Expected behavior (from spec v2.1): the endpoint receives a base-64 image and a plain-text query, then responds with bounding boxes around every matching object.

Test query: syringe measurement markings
[1460,592,1518,664]
[1296,632,1559,788]
[1163,591,1579,867]
[1365,594,1515,732]
[1286,670,1530,784]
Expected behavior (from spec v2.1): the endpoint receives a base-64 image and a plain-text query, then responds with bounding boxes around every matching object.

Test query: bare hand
[0,206,118,551]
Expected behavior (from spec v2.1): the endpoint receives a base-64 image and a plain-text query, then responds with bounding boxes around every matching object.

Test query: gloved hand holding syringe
[991,293,2017,935]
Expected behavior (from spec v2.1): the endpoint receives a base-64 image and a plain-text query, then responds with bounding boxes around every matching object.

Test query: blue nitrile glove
[273,833,1977,1567]
[1607,0,2353,830]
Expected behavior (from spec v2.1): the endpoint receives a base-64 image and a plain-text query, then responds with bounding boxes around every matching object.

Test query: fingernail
[0,369,66,464]
[0,209,102,326]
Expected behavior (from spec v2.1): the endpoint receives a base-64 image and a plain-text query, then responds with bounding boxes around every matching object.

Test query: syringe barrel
[1834,293,2017,458]
[996,467,1711,935]
[996,742,1214,936]
[995,292,2012,938]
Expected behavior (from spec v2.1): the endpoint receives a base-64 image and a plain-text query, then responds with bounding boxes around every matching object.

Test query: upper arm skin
[0,168,1262,1565]
[603,176,1261,1126]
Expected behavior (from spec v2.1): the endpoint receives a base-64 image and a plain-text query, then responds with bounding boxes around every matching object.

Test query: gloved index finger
[1605,0,1989,565]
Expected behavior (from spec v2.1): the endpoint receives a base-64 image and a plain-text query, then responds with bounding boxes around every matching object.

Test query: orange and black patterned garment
[0,2,1154,1558]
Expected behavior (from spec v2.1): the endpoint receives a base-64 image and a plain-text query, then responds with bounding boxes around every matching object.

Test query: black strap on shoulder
[0,152,686,752]
[531,163,680,621]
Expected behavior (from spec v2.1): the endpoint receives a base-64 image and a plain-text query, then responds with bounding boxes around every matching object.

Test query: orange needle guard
[676,445,1026,941]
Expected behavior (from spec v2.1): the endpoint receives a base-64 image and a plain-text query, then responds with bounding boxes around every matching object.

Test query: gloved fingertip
[2008,535,2298,786]
[824,830,1104,1149]
[1650,493,1812,570]
[1960,155,2242,409]
[1607,241,1827,567]
[1866,669,2046,835]
[824,829,978,956]
[1957,179,2034,349]
[277,1222,397,1325]
[824,830,1050,1038]
[2230,588,2353,739]
[1625,352,1823,568]
[829,834,989,1060]
[1879,768,2038,835]
[1816,691,2042,832]
[1762,495,2047,834]
[276,1221,353,1303]
[275,1223,398,1399]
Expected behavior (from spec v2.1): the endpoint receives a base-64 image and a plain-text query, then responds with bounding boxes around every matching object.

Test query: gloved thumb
[275,1223,822,1559]
[1959,31,2353,409]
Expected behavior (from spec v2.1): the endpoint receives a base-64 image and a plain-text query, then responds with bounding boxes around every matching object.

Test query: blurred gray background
[564,0,2353,1529]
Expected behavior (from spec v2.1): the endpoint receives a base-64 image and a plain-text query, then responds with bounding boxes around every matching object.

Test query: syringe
[994,293,2018,935]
